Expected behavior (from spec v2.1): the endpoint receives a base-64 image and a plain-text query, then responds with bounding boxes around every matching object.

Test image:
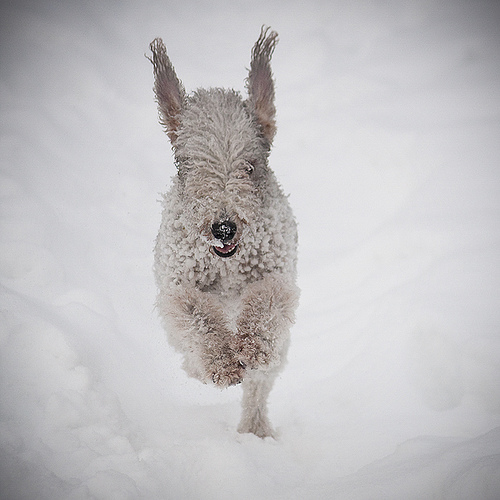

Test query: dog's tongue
[218,242,236,253]
[212,241,238,258]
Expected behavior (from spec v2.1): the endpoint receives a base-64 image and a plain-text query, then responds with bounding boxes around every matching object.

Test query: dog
[150,27,299,438]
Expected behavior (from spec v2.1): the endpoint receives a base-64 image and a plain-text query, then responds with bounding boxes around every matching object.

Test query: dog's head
[149,27,279,259]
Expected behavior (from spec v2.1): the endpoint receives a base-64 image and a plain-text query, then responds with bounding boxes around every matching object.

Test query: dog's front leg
[159,286,245,387]
[234,275,299,370]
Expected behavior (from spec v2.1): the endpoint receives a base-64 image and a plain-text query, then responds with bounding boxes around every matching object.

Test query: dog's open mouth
[212,242,238,258]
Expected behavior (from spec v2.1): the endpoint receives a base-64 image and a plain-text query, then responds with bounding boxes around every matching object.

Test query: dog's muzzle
[211,220,238,257]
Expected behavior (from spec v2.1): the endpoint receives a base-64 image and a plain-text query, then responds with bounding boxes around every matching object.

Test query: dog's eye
[233,161,255,179]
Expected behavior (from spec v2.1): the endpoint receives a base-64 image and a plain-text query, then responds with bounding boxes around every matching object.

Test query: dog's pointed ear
[246,27,278,145]
[149,38,185,144]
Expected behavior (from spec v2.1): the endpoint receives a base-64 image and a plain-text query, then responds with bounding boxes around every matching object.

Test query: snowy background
[1,0,500,498]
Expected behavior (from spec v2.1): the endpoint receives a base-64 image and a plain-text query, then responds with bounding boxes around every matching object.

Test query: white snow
[1,0,499,498]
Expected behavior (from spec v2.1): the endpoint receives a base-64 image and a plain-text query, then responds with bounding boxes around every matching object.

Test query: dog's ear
[246,27,278,145]
[149,38,185,144]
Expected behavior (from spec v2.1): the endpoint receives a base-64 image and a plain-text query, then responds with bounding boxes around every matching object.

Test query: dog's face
[173,89,271,258]
[150,28,279,260]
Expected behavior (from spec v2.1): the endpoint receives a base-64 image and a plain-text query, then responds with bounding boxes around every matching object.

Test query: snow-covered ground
[1,0,499,498]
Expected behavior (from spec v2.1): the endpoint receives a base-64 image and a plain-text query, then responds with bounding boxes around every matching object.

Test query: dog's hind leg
[238,371,276,438]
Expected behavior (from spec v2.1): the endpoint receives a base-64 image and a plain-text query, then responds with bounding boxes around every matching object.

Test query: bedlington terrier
[149,27,299,438]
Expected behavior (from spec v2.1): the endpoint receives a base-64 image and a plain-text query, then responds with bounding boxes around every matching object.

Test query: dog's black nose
[211,220,237,241]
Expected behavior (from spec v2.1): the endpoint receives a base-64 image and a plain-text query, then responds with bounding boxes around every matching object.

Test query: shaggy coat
[150,27,299,438]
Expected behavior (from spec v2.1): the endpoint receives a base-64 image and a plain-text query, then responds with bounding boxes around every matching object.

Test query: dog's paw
[205,348,246,388]
[232,333,275,370]
[211,362,246,387]
[238,414,275,439]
